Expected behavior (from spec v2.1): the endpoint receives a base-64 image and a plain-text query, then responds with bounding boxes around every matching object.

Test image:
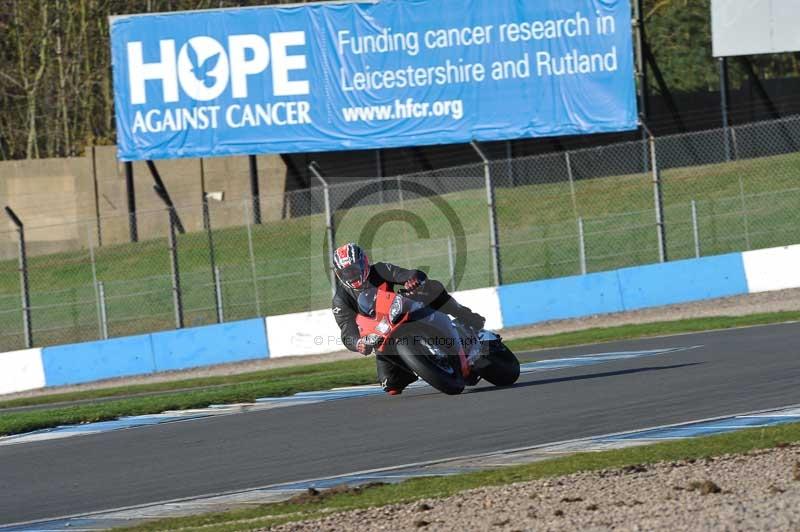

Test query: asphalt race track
[1,322,799,525]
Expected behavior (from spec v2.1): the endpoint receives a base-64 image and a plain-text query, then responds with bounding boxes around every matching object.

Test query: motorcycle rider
[331,242,485,395]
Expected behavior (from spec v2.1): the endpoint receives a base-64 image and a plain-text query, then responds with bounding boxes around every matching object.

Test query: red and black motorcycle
[355,282,520,395]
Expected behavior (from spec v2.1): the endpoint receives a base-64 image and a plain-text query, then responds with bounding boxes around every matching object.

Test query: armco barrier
[150,319,268,372]
[498,271,623,328]
[498,252,749,328]
[3,244,800,393]
[616,253,748,311]
[40,318,268,388]
[0,348,45,395]
[42,334,155,387]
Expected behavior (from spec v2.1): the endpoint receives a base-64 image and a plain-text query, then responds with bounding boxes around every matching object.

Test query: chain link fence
[1,115,799,350]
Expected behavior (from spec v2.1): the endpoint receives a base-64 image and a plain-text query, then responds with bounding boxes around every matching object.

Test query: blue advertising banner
[110,0,637,161]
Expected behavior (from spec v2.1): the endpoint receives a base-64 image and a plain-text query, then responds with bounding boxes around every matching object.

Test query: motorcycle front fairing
[403,299,470,357]
[357,286,379,317]
[355,285,395,350]
[358,286,472,366]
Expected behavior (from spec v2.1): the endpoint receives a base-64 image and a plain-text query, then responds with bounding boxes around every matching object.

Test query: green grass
[0,358,375,410]
[0,358,376,436]
[2,311,798,437]
[1,150,800,350]
[118,422,800,531]
[504,311,800,351]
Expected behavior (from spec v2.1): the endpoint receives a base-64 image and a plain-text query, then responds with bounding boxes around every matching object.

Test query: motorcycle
[355,282,520,395]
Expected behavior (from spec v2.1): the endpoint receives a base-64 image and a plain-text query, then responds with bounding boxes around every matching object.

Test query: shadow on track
[466,362,704,395]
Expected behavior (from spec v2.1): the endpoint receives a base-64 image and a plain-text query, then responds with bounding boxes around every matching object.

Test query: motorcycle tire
[473,342,520,387]
[395,324,465,395]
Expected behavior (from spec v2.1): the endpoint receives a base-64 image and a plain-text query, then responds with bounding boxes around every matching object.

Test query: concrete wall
[0,156,96,259]
[0,147,287,259]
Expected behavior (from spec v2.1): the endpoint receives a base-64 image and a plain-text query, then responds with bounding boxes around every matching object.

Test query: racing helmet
[332,243,370,290]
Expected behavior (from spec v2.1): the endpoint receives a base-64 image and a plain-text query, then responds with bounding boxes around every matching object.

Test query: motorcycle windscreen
[357,286,378,317]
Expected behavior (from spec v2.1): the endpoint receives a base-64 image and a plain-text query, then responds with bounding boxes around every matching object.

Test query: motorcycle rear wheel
[473,343,520,387]
[395,324,465,395]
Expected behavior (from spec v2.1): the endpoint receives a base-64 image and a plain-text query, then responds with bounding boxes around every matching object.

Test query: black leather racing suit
[332,262,483,392]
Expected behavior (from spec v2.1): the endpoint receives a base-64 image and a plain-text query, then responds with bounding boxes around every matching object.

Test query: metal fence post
[447,236,456,291]
[203,195,222,323]
[633,0,650,174]
[738,176,752,250]
[565,151,579,219]
[731,126,740,160]
[87,224,103,340]
[397,177,405,210]
[243,200,263,316]
[719,57,731,162]
[643,125,668,263]
[249,154,262,225]
[214,266,224,323]
[397,176,413,261]
[147,160,186,234]
[309,162,337,296]
[97,281,109,340]
[166,206,184,329]
[376,152,386,204]
[4,207,32,348]
[577,217,587,275]
[125,161,138,243]
[691,200,701,259]
[470,141,502,286]
[505,140,515,186]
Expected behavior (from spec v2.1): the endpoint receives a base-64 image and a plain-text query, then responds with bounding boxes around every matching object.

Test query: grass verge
[504,311,800,351]
[2,310,798,436]
[0,359,376,436]
[118,422,800,531]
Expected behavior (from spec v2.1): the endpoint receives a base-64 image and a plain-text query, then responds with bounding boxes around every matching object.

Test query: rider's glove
[404,274,423,292]
[356,337,373,356]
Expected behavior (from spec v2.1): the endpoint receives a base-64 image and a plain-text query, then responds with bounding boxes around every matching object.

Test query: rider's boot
[377,354,418,396]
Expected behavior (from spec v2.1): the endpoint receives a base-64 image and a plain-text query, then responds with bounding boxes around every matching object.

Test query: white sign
[712,0,800,57]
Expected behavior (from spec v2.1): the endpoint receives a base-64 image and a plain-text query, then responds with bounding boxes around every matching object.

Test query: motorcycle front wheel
[394,324,465,395]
